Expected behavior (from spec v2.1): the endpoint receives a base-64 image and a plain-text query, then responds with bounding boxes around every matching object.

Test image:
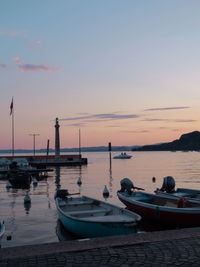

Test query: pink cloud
[29,40,43,49]
[0,29,26,37]
[12,56,20,62]
[18,63,57,73]
[0,63,6,69]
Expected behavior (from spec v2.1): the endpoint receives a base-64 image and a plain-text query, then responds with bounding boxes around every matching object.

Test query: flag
[10,98,13,115]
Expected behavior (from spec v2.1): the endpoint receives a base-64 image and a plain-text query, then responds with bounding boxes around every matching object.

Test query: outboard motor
[54,189,69,200]
[160,176,175,193]
[119,178,134,195]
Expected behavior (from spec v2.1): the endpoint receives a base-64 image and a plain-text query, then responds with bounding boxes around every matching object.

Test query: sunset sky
[1,1,200,150]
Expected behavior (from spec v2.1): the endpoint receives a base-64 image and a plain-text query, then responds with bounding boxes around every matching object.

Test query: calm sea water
[1,151,200,248]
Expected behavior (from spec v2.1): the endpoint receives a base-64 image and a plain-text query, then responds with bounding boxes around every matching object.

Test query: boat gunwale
[155,189,200,204]
[56,196,141,224]
[0,220,5,239]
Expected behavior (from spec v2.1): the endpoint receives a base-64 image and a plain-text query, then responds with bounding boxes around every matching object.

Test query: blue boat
[55,190,141,238]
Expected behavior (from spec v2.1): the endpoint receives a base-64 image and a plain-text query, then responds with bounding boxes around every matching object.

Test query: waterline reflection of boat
[113,152,132,159]
[117,190,200,227]
[55,190,141,238]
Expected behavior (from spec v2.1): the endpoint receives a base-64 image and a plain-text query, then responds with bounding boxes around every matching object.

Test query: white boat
[113,152,132,159]
[0,220,5,245]
[55,190,141,238]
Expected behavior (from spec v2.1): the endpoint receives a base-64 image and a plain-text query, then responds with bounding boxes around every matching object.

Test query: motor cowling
[54,189,69,199]
[120,178,134,194]
[160,176,175,193]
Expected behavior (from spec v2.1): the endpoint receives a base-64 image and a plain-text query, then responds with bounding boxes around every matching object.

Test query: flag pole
[10,97,14,157]
[12,107,14,156]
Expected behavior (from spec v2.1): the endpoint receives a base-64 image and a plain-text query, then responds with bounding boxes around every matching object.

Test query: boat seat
[134,196,153,203]
[84,215,134,222]
[68,208,110,216]
[58,200,94,207]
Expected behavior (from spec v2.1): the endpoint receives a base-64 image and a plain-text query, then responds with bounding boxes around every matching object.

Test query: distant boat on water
[113,152,132,159]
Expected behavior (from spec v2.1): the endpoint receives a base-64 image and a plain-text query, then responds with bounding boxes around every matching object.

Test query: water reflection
[24,202,31,214]
[108,152,113,198]
[2,151,200,248]
[55,166,61,190]
[56,219,76,241]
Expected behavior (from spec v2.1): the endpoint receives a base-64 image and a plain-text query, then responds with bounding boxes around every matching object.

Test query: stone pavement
[1,227,200,266]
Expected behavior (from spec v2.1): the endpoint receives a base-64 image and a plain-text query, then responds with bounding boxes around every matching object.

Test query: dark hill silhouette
[132,131,200,151]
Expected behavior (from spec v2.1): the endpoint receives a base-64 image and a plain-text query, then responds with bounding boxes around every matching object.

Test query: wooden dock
[0,155,88,167]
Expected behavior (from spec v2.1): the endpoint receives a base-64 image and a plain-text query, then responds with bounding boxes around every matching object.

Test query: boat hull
[57,209,137,238]
[55,195,141,238]
[118,192,200,227]
[9,171,31,188]
[0,220,5,246]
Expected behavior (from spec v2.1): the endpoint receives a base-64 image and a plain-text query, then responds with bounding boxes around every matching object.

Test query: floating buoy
[24,191,31,204]
[77,177,82,186]
[24,201,31,214]
[33,177,38,185]
[103,185,109,198]
[6,181,12,188]
[152,177,156,183]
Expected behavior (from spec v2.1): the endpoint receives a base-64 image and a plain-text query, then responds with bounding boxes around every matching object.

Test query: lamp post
[29,134,40,156]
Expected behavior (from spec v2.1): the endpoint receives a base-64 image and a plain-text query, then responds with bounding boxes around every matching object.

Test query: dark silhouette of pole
[10,97,14,157]
[46,139,50,157]
[29,134,40,156]
[79,128,81,157]
[12,105,14,157]
[108,142,112,169]
[55,118,60,159]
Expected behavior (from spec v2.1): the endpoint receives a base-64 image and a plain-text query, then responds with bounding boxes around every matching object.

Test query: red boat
[117,190,200,227]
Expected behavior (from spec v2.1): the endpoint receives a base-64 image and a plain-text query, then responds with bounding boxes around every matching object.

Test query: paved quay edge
[1,226,200,260]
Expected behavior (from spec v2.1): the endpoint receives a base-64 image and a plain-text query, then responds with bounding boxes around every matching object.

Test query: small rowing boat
[55,189,141,238]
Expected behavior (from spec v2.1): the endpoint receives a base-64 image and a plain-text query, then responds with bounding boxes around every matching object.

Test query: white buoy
[103,185,109,198]
[24,191,31,203]
[33,177,38,185]
[6,181,12,188]
[77,177,82,186]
